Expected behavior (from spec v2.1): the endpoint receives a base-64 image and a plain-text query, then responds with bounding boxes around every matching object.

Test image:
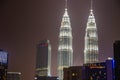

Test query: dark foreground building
[0,50,8,80]
[84,63,106,80]
[64,66,84,80]
[114,40,120,80]
[64,59,114,80]
[84,58,114,80]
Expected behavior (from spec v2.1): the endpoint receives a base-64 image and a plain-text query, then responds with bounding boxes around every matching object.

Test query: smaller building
[84,62,107,80]
[84,58,114,80]
[106,57,115,80]
[63,59,114,80]
[7,72,21,80]
[36,40,51,77]
[114,40,120,80]
[0,50,8,80]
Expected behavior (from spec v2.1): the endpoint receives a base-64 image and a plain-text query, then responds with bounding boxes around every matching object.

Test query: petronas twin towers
[58,0,99,80]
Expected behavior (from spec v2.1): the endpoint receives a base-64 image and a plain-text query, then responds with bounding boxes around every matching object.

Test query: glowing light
[90,66,105,69]
[112,59,115,69]
[107,57,113,60]
[0,51,8,63]
[72,73,75,76]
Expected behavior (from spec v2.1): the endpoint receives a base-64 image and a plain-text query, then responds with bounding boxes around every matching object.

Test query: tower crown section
[88,10,95,22]
[64,8,68,17]
[61,8,71,28]
[87,10,96,29]
[59,8,72,38]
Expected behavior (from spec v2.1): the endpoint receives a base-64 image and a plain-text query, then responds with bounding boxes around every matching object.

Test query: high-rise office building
[7,72,21,80]
[0,50,8,80]
[84,0,99,64]
[36,40,51,77]
[114,40,120,80]
[58,0,73,80]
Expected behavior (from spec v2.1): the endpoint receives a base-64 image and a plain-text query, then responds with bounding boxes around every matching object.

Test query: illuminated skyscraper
[84,0,99,64]
[58,0,73,80]
[36,40,51,77]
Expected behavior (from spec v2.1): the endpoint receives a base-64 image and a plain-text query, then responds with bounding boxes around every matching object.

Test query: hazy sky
[0,0,120,80]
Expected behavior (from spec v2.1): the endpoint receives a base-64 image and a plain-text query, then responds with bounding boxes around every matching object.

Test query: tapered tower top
[64,8,68,17]
[63,0,68,17]
[61,0,70,27]
[88,0,95,23]
[90,0,93,11]
[65,0,67,9]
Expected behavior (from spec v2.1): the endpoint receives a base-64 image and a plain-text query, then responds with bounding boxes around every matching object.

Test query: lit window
[72,73,75,76]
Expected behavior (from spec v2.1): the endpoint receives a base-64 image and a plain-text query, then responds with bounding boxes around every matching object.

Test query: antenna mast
[91,0,93,11]
[65,0,67,9]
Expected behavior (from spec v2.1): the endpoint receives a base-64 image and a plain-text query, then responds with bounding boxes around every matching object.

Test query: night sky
[0,0,120,80]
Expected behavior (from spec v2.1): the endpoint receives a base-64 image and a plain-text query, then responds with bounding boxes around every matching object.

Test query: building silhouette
[0,50,8,80]
[84,1,99,64]
[84,58,114,80]
[114,40,120,80]
[63,59,114,80]
[36,40,51,77]
[63,66,84,80]
[58,0,73,80]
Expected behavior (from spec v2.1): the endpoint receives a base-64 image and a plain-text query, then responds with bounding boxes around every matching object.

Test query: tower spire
[64,0,68,17]
[65,0,67,9]
[90,0,93,11]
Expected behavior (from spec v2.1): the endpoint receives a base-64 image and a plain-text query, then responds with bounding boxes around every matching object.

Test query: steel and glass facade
[58,8,73,80]
[84,10,99,64]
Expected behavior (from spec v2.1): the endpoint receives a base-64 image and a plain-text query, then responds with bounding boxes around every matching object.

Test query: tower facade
[58,8,73,80]
[36,40,51,77]
[84,9,99,64]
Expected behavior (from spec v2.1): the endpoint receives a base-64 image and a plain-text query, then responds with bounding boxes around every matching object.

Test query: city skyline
[0,0,120,80]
